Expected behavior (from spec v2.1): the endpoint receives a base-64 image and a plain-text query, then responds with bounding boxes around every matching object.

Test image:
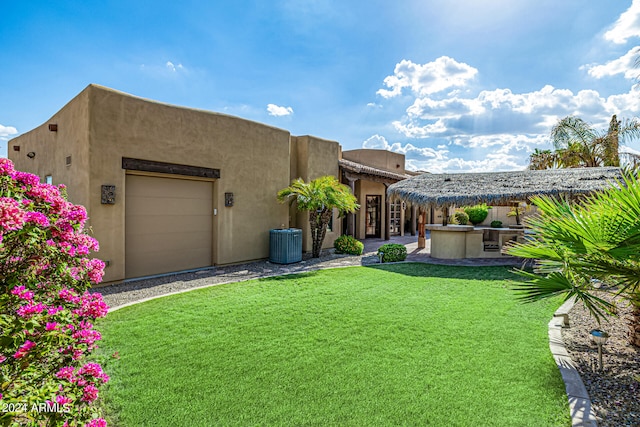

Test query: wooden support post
[418,208,426,248]
[411,204,417,236]
[346,178,356,236]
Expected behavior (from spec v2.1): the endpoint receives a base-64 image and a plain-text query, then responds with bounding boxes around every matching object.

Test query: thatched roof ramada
[387,167,624,208]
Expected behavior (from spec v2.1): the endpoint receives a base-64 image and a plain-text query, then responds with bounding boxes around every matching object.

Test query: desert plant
[490,220,503,228]
[508,169,640,347]
[334,235,364,255]
[453,211,469,225]
[464,205,489,225]
[507,203,530,226]
[277,176,359,258]
[0,158,109,426]
[377,243,407,262]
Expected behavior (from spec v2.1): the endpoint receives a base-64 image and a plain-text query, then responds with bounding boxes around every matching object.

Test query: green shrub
[334,235,364,255]
[377,243,407,262]
[454,211,469,225]
[464,204,489,225]
[491,220,503,228]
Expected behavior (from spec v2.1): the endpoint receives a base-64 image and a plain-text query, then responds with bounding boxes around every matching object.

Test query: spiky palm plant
[507,170,640,346]
[277,176,359,258]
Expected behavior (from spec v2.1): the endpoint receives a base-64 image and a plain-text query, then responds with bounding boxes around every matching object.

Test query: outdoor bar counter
[426,224,524,259]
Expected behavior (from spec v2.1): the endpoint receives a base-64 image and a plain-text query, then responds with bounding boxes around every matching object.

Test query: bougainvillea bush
[0,158,109,427]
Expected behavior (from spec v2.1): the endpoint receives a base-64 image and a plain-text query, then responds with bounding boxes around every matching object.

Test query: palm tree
[529,115,640,169]
[277,176,359,258]
[507,170,640,346]
[528,149,558,170]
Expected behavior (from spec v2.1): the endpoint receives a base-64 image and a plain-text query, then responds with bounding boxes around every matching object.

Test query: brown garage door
[125,174,213,278]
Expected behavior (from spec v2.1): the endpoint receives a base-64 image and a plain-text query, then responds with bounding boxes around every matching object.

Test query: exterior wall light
[225,192,234,207]
[590,329,609,371]
[101,185,116,204]
[27,152,36,159]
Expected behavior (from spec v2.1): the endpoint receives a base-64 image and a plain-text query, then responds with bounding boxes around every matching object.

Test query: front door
[366,195,381,238]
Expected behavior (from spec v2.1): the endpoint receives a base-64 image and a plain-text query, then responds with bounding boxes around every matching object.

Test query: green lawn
[96,264,569,426]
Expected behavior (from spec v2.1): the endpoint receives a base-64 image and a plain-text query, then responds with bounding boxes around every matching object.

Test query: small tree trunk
[630,301,640,347]
[309,208,332,258]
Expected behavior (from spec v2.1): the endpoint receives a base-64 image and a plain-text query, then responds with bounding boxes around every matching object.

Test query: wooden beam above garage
[122,157,220,179]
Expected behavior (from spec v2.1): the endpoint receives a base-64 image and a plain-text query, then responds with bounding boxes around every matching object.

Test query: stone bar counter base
[426,224,524,260]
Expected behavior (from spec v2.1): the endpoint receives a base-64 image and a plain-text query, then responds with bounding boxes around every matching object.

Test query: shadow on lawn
[362,262,524,281]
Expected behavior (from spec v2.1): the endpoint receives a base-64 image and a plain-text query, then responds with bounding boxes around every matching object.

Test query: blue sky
[3,0,640,173]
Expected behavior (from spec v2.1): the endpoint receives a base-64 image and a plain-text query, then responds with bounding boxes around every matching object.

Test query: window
[389,200,402,235]
[45,175,53,185]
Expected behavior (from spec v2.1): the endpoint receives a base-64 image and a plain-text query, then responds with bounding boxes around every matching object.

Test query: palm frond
[512,270,616,323]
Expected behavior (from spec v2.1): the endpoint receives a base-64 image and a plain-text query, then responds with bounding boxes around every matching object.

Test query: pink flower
[87,259,106,284]
[81,385,99,402]
[26,182,62,204]
[56,366,76,382]
[56,395,73,405]
[16,302,45,317]
[0,355,6,363]
[25,211,50,227]
[72,325,102,347]
[45,322,59,331]
[47,305,64,315]
[11,286,34,301]
[66,205,88,224]
[74,292,109,318]
[0,158,15,176]
[84,418,107,427]
[59,288,81,304]
[79,363,109,383]
[13,340,36,359]
[0,197,26,231]
[12,171,40,187]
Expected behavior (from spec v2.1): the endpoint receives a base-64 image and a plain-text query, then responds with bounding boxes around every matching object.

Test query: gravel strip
[562,296,640,427]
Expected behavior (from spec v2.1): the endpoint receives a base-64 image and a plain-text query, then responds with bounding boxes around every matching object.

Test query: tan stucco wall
[342,149,405,174]
[11,85,296,282]
[9,89,91,210]
[290,135,342,252]
[428,226,470,259]
[85,85,293,280]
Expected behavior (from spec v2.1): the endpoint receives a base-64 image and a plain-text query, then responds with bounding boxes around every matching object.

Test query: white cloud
[362,134,388,149]
[376,57,478,99]
[371,48,640,173]
[390,84,615,140]
[166,61,185,72]
[267,104,294,116]
[392,119,448,138]
[607,84,640,112]
[139,60,188,77]
[0,124,18,141]
[363,131,541,174]
[584,46,640,80]
[452,134,547,152]
[604,0,640,44]
[407,153,525,174]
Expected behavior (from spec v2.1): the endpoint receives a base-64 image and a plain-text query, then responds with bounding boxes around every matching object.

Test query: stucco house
[9,84,411,282]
